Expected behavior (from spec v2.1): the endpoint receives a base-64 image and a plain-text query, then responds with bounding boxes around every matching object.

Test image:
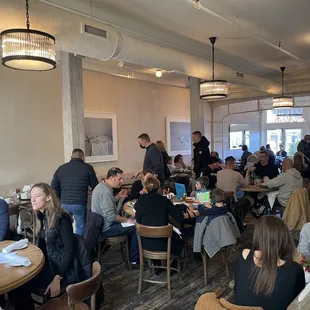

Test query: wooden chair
[97,235,132,270]
[136,223,182,299]
[223,191,235,213]
[195,291,263,310]
[183,237,230,286]
[38,262,101,310]
[19,204,36,244]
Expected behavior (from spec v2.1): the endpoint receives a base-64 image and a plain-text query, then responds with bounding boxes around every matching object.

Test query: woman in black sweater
[9,183,77,310]
[156,140,171,180]
[234,215,305,310]
[135,176,184,255]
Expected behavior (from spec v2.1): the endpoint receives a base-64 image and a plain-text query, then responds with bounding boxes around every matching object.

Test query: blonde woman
[9,183,76,310]
[156,140,171,179]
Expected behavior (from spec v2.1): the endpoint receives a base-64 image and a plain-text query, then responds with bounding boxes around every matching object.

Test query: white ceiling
[2,0,310,97]
[90,0,310,75]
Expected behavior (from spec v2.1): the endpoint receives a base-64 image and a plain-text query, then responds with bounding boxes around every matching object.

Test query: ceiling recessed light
[155,70,162,78]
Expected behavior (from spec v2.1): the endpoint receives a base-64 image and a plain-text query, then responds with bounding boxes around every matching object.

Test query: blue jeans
[103,223,139,263]
[62,204,87,236]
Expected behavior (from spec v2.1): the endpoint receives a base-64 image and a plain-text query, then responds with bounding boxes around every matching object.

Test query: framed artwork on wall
[84,112,118,163]
[166,117,191,156]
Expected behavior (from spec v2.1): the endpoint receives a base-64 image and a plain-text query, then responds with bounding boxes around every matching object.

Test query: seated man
[201,156,220,189]
[91,167,138,265]
[210,151,223,164]
[216,156,251,230]
[240,145,252,171]
[130,169,154,200]
[249,151,279,180]
[0,199,9,241]
[264,158,303,208]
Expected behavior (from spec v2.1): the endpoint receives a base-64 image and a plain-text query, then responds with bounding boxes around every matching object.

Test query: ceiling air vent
[235,71,244,79]
[81,23,108,40]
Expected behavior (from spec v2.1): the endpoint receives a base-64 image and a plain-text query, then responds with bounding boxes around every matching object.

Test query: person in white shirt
[217,156,251,231]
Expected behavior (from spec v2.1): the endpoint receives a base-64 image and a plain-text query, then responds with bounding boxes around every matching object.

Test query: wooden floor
[100,228,254,310]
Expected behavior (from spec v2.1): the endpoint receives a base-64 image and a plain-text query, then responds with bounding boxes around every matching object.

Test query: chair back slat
[136,223,173,238]
[67,261,101,307]
[223,191,234,199]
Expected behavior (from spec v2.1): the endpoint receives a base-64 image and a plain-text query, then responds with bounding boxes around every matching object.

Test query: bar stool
[97,235,132,270]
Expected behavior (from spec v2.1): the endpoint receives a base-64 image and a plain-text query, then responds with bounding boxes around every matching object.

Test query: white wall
[0,66,64,196]
[83,69,191,175]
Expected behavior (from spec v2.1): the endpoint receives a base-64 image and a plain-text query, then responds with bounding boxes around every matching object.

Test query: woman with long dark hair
[9,183,77,310]
[156,140,171,180]
[234,216,305,310]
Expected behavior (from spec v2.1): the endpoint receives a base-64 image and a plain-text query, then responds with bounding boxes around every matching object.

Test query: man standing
[298,135,310,160]
[133,133,165,185]
[51,148,98,235]
[91,167,138,264]
[192,131,211,177]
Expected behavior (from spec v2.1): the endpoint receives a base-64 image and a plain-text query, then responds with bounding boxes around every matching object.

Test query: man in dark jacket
[133,133,165,185]
[297,135,310,160]
[192,131,211,177]
[0,199,9,241]
[51,149,98,235]
[240,145,252,171]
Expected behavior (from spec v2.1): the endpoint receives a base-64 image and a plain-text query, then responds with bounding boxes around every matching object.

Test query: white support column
[190,77,204,137]
[60,52,85,162]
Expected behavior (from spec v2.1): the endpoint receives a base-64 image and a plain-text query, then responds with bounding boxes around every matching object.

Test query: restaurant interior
[1,0,310,309]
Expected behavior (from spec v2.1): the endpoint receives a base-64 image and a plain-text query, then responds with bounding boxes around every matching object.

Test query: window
[229,125,250,149]
[266,128,301,156]
[285,129,301,156]
[266,129,282,152]
[266,108,304,123]
[230,131,243,149]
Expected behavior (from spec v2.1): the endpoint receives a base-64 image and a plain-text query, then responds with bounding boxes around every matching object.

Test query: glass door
[285,129,301,156]
[266,129,282,154]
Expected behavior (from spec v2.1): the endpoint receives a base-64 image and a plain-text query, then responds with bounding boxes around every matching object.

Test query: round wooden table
[240,186,273,193]
[0,241,45,295]
[123,200,199,219]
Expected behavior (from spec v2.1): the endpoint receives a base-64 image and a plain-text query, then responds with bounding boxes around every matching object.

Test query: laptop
[195,190,211,204]
[175,183,186,199]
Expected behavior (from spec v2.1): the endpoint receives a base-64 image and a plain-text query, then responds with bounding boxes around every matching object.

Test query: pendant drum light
[200,37,229,100]
[272,67,294,109]
[0,0,56,71]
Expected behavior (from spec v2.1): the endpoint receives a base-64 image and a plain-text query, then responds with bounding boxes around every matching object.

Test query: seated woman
[174,154,187,170]
[244,154,259,171]
[9,183,78,310]
[135,176,184,255]
[130,169,154,200]
[198,188,228,224]
[294,152,310,178]
[234,215,305,310]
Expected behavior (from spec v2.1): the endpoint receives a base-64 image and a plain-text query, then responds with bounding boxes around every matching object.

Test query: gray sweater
[91,182,116,232]
[265,168,303,207]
